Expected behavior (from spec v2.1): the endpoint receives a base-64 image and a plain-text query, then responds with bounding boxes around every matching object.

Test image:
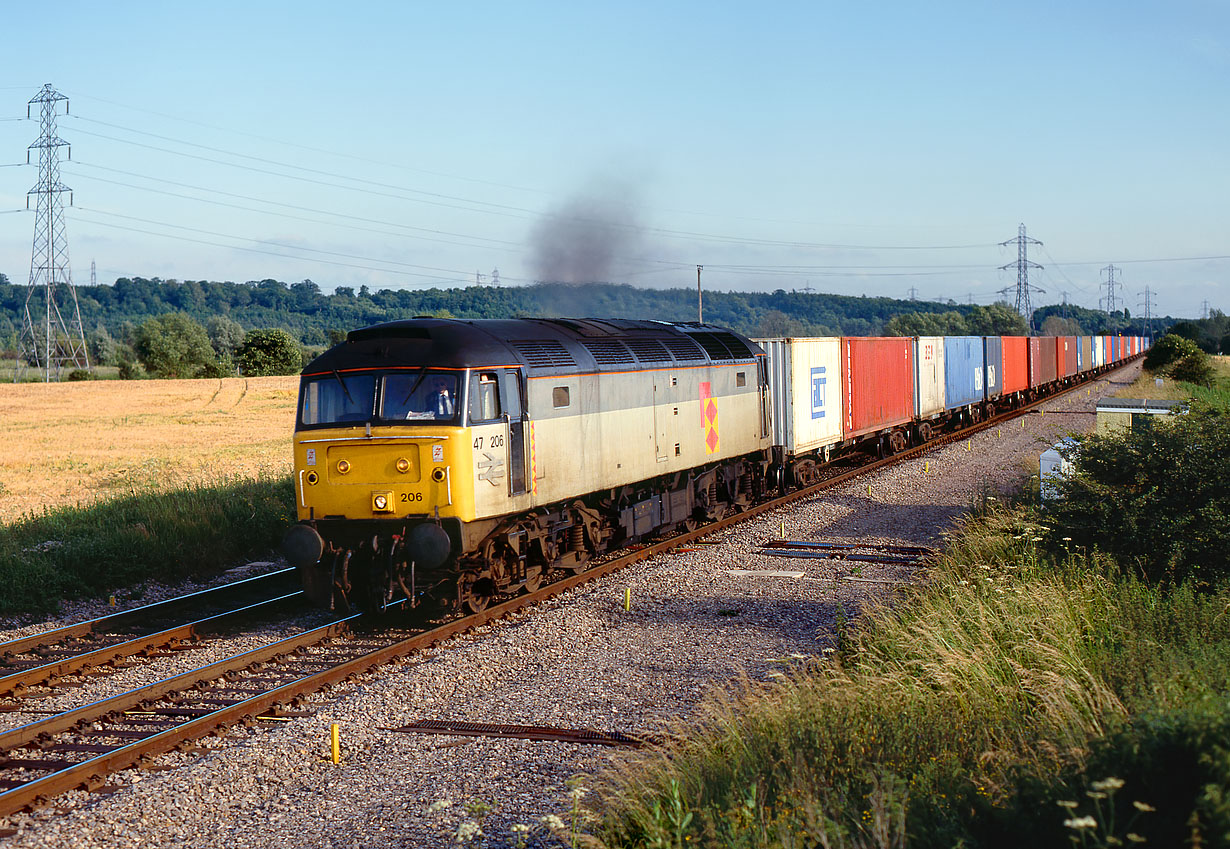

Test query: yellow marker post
[108,595,116,607]
[924,461,929,475]
[624,588,631,611]
[330,722,340,765]
[867,484,872,498]
[780,521,785,539]
[967,440,972,452]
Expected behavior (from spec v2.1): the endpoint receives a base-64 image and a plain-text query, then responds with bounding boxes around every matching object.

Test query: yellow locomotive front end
[284,364,484,611]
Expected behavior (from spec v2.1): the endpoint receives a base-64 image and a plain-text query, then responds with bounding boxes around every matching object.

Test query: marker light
[336,459,351,474]
[396,457,410,473]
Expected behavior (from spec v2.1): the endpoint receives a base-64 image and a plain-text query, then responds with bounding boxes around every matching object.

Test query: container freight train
[282,319,1145,613]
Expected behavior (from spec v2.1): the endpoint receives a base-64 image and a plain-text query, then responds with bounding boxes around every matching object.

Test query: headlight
[371,491,394,513]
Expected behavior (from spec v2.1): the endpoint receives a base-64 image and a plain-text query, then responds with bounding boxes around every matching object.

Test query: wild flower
[1091,777,1125,792]
[1132,801,1156,812]
[1064,816,1098,830]
[454,820,483,844]
[1126,834,1146,843]
[1057,800,1079,809]
[540,814,567,832]
[427,799,453,814]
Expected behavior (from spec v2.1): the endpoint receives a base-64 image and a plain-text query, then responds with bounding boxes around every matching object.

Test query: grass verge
[0,474,295,616]
[594,508,1230,848]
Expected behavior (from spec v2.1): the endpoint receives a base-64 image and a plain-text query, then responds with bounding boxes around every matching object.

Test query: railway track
[0,358,1138,819]
[0,569,303,704]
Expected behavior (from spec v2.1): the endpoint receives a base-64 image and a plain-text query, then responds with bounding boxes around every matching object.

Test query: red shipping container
[1029,337,1058,388]
[1001,336,1029,395]
[1057,336,1078,378]
[842,337,914,439]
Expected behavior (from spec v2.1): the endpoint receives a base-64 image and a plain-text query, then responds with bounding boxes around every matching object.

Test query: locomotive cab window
[299,373,376,426]
[469,372,502,423]
[736,372,746,387]
[380,370,459,422]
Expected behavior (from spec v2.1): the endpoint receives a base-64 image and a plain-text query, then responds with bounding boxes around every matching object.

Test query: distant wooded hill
[0,274,1166,350]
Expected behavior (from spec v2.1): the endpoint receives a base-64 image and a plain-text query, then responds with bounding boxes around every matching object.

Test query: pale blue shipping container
[943,336,986,411]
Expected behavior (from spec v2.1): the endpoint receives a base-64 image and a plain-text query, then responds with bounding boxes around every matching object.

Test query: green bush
[135,313,219,378]
[117,360,143,380]
[66,368,92,381]
[1143,333,1203,372]
[1045,403,1230,587]
[237,328,302,376]
[1171,351,1216,386]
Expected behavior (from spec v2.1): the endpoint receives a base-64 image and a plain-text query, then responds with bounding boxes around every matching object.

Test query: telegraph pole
[16,84,90,382]
[998,223,1044,331]
[696,265,703,324]
[1100,264,1122,314]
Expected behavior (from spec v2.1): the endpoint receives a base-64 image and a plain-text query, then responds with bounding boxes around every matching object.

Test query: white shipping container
[914,336,946,419]
[1092,336,1105,368]
[756,337,844,454]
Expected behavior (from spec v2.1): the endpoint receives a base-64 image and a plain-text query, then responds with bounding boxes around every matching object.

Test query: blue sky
[1,1,1226,318]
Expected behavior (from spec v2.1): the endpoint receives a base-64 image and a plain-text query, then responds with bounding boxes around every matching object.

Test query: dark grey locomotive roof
[302,317,763,377]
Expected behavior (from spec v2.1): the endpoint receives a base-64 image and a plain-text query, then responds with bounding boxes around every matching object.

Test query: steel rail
[0,357,1139,817]
[0,568,297,657]
[0,591,305,698]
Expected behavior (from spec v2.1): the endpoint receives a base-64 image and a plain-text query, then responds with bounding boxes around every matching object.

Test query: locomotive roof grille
[509,339,577,368]
[689,330,757,361]
[661,336,704,361]
[623,338,671,363]
[580,339,636,365]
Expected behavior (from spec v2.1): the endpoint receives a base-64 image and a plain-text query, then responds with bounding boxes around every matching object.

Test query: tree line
[0,274,1181,373]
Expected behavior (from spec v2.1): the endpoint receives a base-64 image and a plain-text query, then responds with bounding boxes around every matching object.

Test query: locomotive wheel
[523,569,543,594]
[463,591,490,613]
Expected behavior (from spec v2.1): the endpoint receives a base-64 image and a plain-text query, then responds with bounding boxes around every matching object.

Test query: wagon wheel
[918,422,934,443]
[888,431,909,454]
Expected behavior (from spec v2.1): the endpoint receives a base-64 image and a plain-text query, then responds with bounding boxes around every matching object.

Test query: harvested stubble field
[0,376,299,524]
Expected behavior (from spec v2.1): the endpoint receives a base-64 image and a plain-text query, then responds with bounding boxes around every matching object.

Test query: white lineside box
[1039,437,1078,501]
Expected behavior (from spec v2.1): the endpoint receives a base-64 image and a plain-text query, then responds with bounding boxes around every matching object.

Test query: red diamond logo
[706,428,719,451]
[706,400,718,422]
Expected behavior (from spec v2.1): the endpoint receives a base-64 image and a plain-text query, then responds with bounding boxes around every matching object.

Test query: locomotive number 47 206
[473,434,504,449]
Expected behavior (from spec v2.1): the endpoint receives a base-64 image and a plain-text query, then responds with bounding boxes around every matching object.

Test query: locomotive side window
[300,373,377,426]
[736,372,746,387]
[381,371,459,422]
[469,372,502,423]
[552,386,570,408]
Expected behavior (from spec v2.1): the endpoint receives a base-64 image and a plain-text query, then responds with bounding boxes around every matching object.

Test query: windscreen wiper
[400,366,429,405]
[331,369,354,405]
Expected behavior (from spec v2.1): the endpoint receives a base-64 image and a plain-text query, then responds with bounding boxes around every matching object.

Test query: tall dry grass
[595,509,1230,848]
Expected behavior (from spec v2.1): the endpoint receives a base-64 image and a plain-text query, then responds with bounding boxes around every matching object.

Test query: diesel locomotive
[282,318,773,613]
[282,316,1146,614]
